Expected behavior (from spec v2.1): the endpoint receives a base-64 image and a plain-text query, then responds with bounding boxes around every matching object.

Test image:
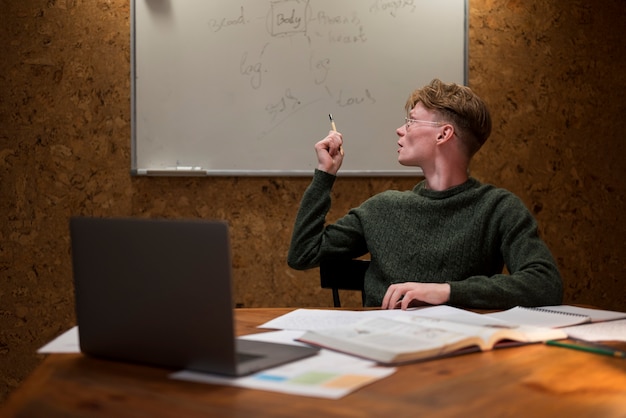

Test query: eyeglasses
[404,118,445,129]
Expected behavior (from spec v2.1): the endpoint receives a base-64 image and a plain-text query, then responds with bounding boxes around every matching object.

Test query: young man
[287,79,562,310]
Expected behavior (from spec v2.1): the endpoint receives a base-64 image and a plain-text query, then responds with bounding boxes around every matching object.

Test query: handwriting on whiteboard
[204,0,394,133]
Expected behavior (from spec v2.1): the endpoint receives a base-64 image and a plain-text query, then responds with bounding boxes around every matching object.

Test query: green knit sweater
[287,170,563,309]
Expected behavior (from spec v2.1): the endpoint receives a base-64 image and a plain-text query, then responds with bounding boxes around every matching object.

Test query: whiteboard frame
[130,1,468,177]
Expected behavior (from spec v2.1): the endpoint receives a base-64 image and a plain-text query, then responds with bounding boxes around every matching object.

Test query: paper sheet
[562,319,626,342]
[38,326,80,353]
[259,305,496,331]
[171,330,395,399]
[485,305,626,328]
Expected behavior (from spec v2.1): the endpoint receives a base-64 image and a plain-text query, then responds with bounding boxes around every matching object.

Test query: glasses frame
[404,117,447,130]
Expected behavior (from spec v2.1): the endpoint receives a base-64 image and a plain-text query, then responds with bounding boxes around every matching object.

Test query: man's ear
[436,125,455,143]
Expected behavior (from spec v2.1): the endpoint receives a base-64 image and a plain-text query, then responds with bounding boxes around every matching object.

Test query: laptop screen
[70,217,239,372]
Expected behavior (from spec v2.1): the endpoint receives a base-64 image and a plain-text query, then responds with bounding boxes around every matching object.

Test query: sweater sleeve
[287,170,367,270]
[447,194,563,309]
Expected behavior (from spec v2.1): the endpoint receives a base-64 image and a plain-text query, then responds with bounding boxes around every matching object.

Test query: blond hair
[405,79,492,156]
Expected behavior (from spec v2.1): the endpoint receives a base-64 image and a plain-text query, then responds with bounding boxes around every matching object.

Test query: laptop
[69,217,319,376]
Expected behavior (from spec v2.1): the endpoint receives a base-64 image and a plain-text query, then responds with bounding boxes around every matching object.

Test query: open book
[485,305,626,328]
[297,315,567,365]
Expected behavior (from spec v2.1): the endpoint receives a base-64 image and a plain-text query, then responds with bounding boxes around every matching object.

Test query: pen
[546,340,626,358]
[328,114,344,156]
[329,113,337,131]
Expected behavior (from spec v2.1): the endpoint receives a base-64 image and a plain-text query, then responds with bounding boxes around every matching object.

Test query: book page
[397,316,566,348]
[307,317,469,351]
[299,315,567,364]
[297,316,485,364]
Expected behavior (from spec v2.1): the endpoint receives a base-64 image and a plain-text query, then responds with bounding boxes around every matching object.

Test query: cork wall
[1,0,625,403]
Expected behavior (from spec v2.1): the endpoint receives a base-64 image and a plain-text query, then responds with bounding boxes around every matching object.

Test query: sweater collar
[414,177,480,199]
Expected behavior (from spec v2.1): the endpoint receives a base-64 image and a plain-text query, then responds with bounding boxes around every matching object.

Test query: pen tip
[329,114,333,121]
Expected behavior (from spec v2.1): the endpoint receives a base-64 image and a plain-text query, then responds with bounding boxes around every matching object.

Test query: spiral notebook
[485,305,626,328]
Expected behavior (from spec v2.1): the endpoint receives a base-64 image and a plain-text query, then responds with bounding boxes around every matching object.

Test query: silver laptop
[70,217,318,376]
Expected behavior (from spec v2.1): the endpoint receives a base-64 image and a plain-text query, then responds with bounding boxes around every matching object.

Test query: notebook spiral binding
[521,307,588,318]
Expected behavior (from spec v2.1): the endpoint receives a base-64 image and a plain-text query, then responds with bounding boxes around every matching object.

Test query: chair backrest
[319,259,369,307]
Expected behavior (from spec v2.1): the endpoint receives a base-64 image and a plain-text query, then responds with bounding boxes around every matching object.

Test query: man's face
[395,103,443,167]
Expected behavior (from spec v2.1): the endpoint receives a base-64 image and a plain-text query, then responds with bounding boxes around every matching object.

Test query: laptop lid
[70,217,318,376]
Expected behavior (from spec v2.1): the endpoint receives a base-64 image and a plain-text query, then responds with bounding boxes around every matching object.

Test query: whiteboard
[131,0,467,176]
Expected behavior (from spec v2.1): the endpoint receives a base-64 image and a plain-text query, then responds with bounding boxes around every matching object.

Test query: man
[287,79,562,310]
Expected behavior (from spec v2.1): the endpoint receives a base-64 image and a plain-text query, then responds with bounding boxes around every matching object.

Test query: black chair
[319,259,369,308]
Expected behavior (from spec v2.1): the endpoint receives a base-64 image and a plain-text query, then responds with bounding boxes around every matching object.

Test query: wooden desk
[2,308,626,417]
